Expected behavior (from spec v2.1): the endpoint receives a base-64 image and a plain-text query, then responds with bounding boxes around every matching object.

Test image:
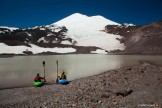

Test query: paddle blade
[43,61,45,67]
[56,60,58,65]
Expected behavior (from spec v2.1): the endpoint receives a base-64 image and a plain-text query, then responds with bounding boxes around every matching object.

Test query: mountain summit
[53,13,120,30]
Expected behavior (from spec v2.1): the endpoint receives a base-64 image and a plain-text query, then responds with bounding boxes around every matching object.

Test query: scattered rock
[98,100,102,103]
[101,94,109,98]
[71,104,76,107]
[126,67,132,70]
[115,89,133,97]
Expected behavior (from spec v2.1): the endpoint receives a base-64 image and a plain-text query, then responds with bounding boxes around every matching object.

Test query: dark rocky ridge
[0,25,71,44]
[105,21,162,54]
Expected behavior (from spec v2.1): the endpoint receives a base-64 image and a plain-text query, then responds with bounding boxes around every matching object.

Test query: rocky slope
[105,21,162,54]
[0,25,73,45]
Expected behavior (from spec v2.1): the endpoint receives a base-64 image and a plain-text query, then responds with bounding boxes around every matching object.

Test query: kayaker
[60,71,66,79]
[34,73,45,82]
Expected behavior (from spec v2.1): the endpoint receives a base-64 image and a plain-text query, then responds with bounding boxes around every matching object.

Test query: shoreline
[0,53,162,58]
[0,62,162,107]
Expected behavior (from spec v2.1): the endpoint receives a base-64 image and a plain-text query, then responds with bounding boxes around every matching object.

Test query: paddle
[56,60,59,83]
[42,61,46,83]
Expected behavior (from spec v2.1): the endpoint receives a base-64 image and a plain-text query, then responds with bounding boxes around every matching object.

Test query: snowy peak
[52,13,120,30]
[64,13,88,19]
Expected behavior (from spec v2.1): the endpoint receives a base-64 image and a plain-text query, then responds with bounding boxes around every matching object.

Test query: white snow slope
[52,13,125,51]
[0,43,76,54]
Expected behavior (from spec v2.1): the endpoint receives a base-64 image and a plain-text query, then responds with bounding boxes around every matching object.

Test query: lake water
[0,54,162,89]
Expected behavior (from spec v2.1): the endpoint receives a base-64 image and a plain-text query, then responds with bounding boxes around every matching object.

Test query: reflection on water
[0,54,162,89]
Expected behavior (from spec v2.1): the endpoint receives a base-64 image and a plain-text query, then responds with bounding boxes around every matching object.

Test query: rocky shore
[0,62,162,108]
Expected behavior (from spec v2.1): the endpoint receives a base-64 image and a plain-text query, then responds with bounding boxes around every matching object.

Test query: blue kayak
[59,79,69,85]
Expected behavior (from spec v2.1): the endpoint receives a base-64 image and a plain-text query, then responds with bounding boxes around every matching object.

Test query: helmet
[36,73,39,76]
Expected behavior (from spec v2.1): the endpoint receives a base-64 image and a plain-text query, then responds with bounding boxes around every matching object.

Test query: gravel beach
[0,62,162,108]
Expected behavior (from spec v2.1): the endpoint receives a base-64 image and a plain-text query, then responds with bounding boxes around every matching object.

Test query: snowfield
[53,13,125,51]
[91,49,108,54]
[0,43,109,54]
[0,43,76,54]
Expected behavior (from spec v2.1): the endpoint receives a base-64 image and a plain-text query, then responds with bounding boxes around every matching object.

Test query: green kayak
[34,81,43,87]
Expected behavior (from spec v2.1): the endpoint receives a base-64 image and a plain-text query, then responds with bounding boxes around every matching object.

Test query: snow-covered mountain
[0,13,134,55]
[52,13,125,51]
[1,13,162,55]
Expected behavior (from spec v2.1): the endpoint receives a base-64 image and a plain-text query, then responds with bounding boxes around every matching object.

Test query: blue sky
[0,0,162,28]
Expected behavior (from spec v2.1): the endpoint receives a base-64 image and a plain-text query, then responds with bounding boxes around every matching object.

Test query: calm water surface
[0,54,162,89]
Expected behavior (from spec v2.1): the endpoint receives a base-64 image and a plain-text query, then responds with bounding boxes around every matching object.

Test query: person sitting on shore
[34,73,45,82]
[60,71,66,80]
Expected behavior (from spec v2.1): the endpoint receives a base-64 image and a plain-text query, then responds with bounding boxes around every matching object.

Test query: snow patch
[32,26,38,29]
[123,23,135,26]
[61,40,72,45]
[37,37,48,43]
[47,33,53,36]
[0,43,76,54]
[30,44,76,54]
[40,28,46,30]
[48,25,62,32]
[0,26,18,31]
[54,27,62,32]
[0,31,4,34]
[73,32,125,51]
[0,43,29,54]
[91,49,108,54]
[26,32,32,36]
[4,30,9,32]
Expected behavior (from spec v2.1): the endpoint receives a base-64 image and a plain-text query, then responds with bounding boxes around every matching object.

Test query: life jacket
[61,74,66,79]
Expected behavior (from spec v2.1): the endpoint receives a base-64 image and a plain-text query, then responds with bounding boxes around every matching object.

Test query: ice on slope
[52,13,125,51]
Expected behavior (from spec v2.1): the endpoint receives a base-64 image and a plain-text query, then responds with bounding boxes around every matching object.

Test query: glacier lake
[0,54,162,89]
